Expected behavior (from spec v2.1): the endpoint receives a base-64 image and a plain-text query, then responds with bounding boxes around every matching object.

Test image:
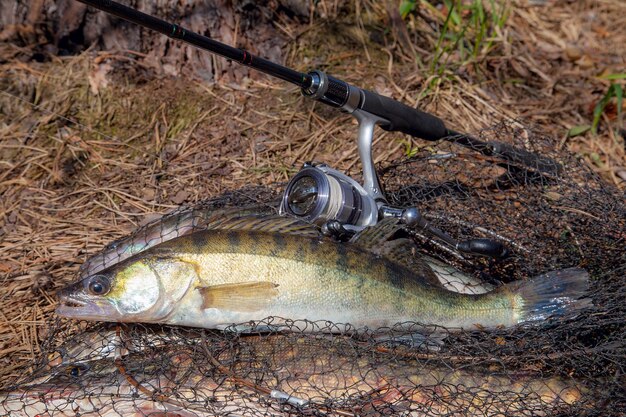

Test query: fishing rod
[75,0,558,259]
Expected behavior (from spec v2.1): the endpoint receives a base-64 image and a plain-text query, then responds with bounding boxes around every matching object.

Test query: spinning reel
[77,0,560,260]
[278,78,509,259]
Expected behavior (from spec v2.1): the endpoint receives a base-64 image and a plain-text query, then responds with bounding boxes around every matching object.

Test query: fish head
[0,361,103,416]
[57,257,197,322]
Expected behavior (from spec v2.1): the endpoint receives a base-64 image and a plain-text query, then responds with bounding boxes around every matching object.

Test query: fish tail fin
[513,268,591,323]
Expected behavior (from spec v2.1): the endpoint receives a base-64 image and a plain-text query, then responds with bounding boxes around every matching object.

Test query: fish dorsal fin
[378,238,442,287]
[199,212,321,238]
[350,217,403,251]
[198,281,279,312]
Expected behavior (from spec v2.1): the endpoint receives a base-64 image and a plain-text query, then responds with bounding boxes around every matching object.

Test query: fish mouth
[56,292,119,320]
[58,296,87,308]
[0,382,82,405]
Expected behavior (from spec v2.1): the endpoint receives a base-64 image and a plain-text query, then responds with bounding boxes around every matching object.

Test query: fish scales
[58,221,590,332]
[102,230,508,328]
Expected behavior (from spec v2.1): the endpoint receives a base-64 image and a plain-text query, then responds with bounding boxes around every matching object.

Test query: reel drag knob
[287,175,319,216]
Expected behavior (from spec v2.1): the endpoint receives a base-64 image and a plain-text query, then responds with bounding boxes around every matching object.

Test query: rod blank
[77,0,312,89]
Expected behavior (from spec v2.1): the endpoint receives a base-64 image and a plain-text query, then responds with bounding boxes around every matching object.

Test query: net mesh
[1,122,624,416]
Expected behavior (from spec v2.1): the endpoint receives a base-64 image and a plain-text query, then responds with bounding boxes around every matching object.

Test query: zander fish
[0,352,252,417]
[57,216,590,331]
[77,208,492,295]
[0,332,590,417]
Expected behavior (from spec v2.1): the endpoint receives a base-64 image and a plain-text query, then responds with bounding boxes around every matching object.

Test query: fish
[57,215,591,332]
[0,351,250,417]
[78,207,491,296]
[232,334,590,416]
[0,332,590,417]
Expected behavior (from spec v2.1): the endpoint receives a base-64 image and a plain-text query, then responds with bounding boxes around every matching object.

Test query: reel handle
[383,206,510,260]
[456,238,509,259]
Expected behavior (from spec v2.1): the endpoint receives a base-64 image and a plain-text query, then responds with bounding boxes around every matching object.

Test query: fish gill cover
[0,123,624,416]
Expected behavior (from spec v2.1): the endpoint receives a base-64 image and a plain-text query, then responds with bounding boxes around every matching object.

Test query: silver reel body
[279,103,387,233]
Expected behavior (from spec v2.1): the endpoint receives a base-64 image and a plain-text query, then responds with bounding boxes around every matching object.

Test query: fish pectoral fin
[198,281,279,312]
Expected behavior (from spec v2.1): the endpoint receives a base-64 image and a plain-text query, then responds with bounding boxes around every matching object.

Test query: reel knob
[400,207,425,228]
[456,238,509,259]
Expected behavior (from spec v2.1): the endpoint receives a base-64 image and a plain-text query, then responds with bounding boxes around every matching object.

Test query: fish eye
[66,366,82,378]
[87,275,110,296]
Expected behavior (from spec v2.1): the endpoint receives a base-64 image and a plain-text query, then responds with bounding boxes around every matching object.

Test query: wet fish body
[58,220,590,331]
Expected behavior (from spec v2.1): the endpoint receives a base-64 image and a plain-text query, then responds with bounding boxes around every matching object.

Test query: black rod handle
[76,0,312,88]
[449,131,561,174]
[359,89,448,141]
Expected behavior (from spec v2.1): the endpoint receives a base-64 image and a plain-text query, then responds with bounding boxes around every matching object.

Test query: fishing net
[1,122,624,416]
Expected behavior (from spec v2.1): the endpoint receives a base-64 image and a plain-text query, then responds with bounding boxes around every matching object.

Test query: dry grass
[0,0,624,379]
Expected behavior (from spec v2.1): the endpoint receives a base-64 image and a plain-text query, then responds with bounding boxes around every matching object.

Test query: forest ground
[0,0,624,378]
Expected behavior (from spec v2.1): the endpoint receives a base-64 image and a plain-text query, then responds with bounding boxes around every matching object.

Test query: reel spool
[280,163,377,231]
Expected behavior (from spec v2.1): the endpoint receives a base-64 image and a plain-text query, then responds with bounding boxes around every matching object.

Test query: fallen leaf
[567,125,591,137]
[591,24,610,38]
[564,45,583,62]
[172,190,191,204]
[141,188,156,201]
[0,262,14,273]
[544,191,563,202]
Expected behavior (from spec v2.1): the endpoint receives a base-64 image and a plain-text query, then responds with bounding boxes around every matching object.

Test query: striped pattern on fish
[57,225,590,332]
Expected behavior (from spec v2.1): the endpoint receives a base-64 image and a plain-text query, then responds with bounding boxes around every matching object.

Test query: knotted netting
[1,123,624,416]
